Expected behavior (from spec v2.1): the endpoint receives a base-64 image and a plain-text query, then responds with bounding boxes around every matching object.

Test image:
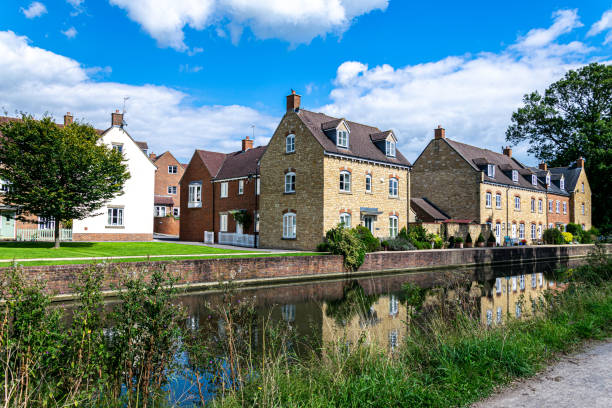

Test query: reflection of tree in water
[325,281,380,327]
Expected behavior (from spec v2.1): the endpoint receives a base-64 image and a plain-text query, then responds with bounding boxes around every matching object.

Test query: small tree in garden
[0,115,129,248]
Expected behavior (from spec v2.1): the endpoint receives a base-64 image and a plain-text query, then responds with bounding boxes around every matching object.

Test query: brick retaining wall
[4,244,607,298]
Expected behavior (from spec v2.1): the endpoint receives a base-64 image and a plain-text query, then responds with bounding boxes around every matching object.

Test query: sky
[0,1,611,163]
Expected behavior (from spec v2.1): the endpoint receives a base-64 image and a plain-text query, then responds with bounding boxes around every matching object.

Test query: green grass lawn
[0,241,250,260]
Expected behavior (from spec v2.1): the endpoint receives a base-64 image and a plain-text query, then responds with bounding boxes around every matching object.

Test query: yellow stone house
[259,91,412,250]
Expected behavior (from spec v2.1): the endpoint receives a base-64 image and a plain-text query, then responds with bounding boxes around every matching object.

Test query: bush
[465,233,472,243]
[543,228,564,244]
[384,236,416,251]
[354,225,381,252]
[448,236,455,246]
[433,235,444,249]
[565,223,582,236]
[487,233,496,243]
[316,241,330,252]
[476,233,485,243]
[454,237,464,244]
[562,231,573,243]
[323,224,366,270]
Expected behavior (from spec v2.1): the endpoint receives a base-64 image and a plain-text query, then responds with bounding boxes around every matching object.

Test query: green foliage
[477,233,485,243]
[506,63,612,233]
[231,210,252,231]
[383,236,416,251]
[454,236,464,244]
[0,115,130,247]
[487,233,497,243]
[322,224,366,270]
[565,223,582,236]
[353,225,381,252]
[543,228,564,244]
[325,281,380,327]
[465,232,473,243]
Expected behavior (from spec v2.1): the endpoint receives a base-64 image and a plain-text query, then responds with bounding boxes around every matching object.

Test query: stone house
[149,151,185,236]
[258,91,412,251]
[179,137,264,245]
[549,158,592,230]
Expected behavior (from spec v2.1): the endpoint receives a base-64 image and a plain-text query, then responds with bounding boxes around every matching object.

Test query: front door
[0,211,16,239]
[235,221,243,235]
[511,224,517,239]
[364,216,373,233]
[495,223,501,245]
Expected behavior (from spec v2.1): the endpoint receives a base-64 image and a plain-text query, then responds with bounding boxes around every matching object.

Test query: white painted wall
[72,126,156,237]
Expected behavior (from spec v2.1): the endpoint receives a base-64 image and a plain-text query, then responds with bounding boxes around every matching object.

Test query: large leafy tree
[0,115,130,247]
[506,63,612,232]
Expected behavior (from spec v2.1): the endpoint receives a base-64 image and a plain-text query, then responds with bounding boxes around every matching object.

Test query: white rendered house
[72,111,156,241]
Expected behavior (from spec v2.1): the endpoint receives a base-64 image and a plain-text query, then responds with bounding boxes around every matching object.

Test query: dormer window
[386,140,396,157]
[560,178,565,190]
[531,174,537,186]
[512,170,518,183]
[546,173,551,186]
[337,130,348,148]
[487,164,495,178]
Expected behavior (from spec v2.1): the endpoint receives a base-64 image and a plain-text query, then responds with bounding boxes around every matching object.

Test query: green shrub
[476,233,485,243]
[316,241,330,252]
[543,228,564,244]
[465,233,472,243]
[454,236,464,244]
[324,224,366,270]
[487,233,496,243]
[562,231,573,243]
[433,235,444,249]
[448,236,455,246]
[384,236,416,251]
[413,241,431,250]
[354,225,381,252]
[566,223,582,236]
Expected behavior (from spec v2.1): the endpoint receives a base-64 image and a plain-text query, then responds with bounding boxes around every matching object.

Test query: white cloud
[62,27,78,39]
[21,2,47,19]
[108,0,388,51]
[587,9,612,44]
[179,64,203,73]
[0,30,276,161]
[318,9,603,164]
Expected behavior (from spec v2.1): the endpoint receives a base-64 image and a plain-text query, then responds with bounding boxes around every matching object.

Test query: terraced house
[411,127,586,244]
[259,91,411,250]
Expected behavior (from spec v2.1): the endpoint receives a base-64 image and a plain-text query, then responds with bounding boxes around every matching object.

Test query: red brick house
[150,151,185,235]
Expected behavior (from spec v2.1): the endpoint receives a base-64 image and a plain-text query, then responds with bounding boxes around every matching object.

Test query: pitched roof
[444,138,547,191]
[135,141,148,151]
[410,197,450,222]
[526,166,569,196]
[370,130,394,142]
[296,110,411,167]
[154,195,174,205]
[196,149,227,177]
[0,115,104,135]
[549,166,582,192]
[215,146,266,180]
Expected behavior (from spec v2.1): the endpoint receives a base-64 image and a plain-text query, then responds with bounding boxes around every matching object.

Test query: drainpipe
[212,181,216,243]
[506,187,509,244]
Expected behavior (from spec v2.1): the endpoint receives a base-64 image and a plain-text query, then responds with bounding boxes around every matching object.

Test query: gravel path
[473,340,612,408]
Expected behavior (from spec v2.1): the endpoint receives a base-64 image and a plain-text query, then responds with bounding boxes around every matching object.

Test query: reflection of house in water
[480,273,559,325]
[322,294,407,352]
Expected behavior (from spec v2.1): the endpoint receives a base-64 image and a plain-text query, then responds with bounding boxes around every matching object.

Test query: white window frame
[112,143,123,153]
[512,276,517,291]
[546,174,551,186]
[365,174,372,193]
[556,200,560,213]
[560,178,565,190]
[538,199,543,213]
[0,179,10,193]
[167,185,177,195]
[581,182,584,193]
[548,199,553,212]
[173,207,180,217]
[154,206,167,217]
[339,212,351,228]
[219,213,228,232]
[538,224,542,239]
[385,140,396,157]
[107,207,124,226]
[563,202,567,214]
[286,134,295,153]
[389,295,399,315]
[283,212,296,239]
[495,193,502,209]
[339,171,351,192]
[514,196,520,211]
[485,192,492,208]
[516,302,521,318]
[496,307,502,324]
[532,273,537,289]
[38,217,55,230]
[531,224,536,240]
[519,223,525,239]
[520,274,525,290]
[495,278,502,294]
[188,182,202,208]
[256,178,260,195]
[254,211,259,232]
[512,170,518,182]
[511,224,517,239]
[531,198,535,212]
[220,182,228,198]
[337,130,348,148]
[389,177,398,197]
[238,180,244,195]
[487,164,495,178]
[168,165,178,174]
[531,174,537,186]
[389,216,398,238]
[285,172,296,193]
[486,309,493,326]
[581,203,585,215]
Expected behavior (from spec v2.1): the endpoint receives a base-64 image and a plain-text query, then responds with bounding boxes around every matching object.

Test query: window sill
[365,191,373,194]
[389,196,399,199]
[284,191,296,195]
[485,205,492,209]
[285,151,296,155]
[281,237,296,240]
[188,202,202,208]
[106,225,125,229]
[339,191,352,194]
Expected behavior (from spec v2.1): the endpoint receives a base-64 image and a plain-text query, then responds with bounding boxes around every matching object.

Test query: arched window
[285,134,295,153]
[365,174,372,193]
[283,212,296,238]
[389,177,398,197]
[339,212,351,228]
[285,172,295,193]
[339,171,351,192]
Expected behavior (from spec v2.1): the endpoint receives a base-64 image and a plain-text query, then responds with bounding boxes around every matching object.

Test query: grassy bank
[214,247,612,407]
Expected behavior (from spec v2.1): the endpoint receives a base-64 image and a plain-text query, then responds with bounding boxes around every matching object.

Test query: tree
[0,115,130,248]
[506,63,612,232]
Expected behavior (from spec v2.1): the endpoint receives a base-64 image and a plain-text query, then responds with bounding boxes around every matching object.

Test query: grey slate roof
[549,167,583,192]
[296,110,411,167]
[526,166,569,196]
[215,146,266,180]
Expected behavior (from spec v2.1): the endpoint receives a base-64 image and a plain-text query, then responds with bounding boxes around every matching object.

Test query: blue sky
[1,1,611,162]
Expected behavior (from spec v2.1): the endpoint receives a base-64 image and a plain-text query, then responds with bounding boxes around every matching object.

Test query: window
[154,206,166,217]
[563,202,567,214]
[538,199,543,213]
[485,192,492,208]
[389,295,399,315]
[168,165,178,174]
[285,172,296,193]
[389,177,398,197]
[283,212,296,238]
[254,211,259,232]
[545,173,550,185]
[519,223,525,239]
[365,175,372,193]
[532,273,537,289]
[0,179,9,193]
[220,214,228,232]
[556,200,560,213]
[339,171,351,192]
[256,178,260,195]
[112,143,123,153]
[531,224,536,240]
[538,273,543,287]
[167,185,177,195]
[531,174,537,186]
[486,309,493,326]
[581,203,585,215]
[281,304,296,323]
[339,213,351,228]
[286,134,295,153]
[107,207,123,226]
[238,180,244,195]
[389,329,399,351]
[496,307,502,324]
[386,140,396,157]
[389,216,398,238]
[511,223,517,238]
[511,276,517,291]
[512,170,518,182]
[549,223,553,229]
[173,207,180,217]
[495,278,502,294]
[38,217,55,230]
[188,183,202,208]
[337,130,348,148]
[581,182,584,193]
[220,182,228,198]
[548,200,553,212]
[531,198,535,212]
[520,274,525,290]
[560,178,565,190]
[495,193,502,209]
[515,302,522,318]
[538,224,542,239]
[487,164,495,178]
[514,196,520,210]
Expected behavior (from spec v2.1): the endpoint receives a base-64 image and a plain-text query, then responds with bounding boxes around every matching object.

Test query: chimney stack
[286,90,301,112]
[434,125,445,139]
[502,146,512,158]
[111,109,123,127]
[63,112,73,127]
[242,136,253,152]
[149,153,157,161]
[539,162,547,171]
[576,156,585,168]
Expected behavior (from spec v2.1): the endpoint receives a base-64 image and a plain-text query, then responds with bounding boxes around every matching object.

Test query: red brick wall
[179,153,215,241]
[73,233,153,241]
[153,152,184,208]
[547,194,570,227]
[154,216,180,235]
[213,177,259,239]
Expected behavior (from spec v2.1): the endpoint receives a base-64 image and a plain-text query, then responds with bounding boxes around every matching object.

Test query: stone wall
[410,222,492,242]
[570,168,592,230]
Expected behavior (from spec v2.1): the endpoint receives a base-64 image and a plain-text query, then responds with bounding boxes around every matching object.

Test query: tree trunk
[54,221,61,249]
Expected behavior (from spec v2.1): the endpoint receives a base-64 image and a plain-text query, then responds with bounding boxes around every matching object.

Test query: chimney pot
[63,112,73,127]
[576,156,585,168]
[242,136,254,152]
[539,162,547,171]
[502,146,512,158]
[149,153,157,160]
[434,125,445,139]
[111,111,124,127]
[286,90,301,112]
